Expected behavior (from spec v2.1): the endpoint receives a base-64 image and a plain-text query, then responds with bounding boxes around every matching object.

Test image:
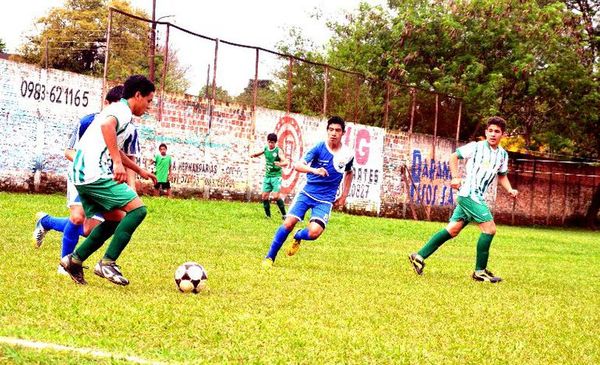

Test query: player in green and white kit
[61,75,157,286]
[251,133,288,219]
[409,116,519,283]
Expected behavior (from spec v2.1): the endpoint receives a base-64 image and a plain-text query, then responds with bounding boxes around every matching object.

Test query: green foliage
[1,193,600,363]
[199,85,233,103]
[0,38,6,53]
[273,0,599,158]
[17,0,188,93]
[235,79,282,109]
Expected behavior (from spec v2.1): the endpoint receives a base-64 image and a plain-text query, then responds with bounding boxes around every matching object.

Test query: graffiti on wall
[410,149,454,206]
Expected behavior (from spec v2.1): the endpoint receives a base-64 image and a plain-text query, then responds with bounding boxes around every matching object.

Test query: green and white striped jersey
[456,140,509,203]
[70,99,137,185]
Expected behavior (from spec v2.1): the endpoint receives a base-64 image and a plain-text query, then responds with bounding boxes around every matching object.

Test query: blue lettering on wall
[410,149,454,206]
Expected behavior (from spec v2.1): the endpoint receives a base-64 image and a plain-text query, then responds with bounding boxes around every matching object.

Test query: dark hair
[159,143,167,149]
[267,133,278,142]
[122,75,155,99]
[105,85,123,103]
[486,116,506,132]
[327,116,345,132]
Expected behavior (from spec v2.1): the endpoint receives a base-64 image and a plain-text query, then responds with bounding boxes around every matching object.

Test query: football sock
[262,200,271,217]
[41,215,69,232]
[73,220,119,262]
[475,233,495,271]
[293,228,315,241]
[103,206,147,261]
[61,221,82,258]
[266,225,292,260]
[276,199,286,216]
[418,229,453,259]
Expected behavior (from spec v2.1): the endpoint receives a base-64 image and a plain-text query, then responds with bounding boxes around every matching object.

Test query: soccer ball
[174,262,208,293]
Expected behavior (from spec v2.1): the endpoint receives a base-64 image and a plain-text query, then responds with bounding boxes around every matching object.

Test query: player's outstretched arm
[294,160,328,176]
[275,155,289,167]
[498,174,518,198]
[250,150,264,158]
[449,152,461,189]
[334,170,354,208]
[119,150,157,185]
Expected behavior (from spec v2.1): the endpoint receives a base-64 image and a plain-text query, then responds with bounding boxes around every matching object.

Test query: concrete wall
[1,59,597,226]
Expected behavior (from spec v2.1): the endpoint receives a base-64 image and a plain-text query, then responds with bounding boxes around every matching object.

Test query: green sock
[418,229,453,259]
[103,206,147,261]
[475,233,495,271]
[73,220,119,262]
[276,198,286,216]
[262,200,271,217]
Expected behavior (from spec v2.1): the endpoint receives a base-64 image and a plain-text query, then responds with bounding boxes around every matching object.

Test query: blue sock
[293,228,316,241]
[266,225,292,261]
[41,215,69,232]
[61,221,83,258]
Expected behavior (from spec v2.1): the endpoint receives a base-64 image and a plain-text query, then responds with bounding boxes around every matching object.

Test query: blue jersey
[67,113,96,149]
[301,141,354,203]
[67,112,140,157]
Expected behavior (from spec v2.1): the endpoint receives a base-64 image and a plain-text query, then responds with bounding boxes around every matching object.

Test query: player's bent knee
[282,217,298,230]
[69,213,85,225]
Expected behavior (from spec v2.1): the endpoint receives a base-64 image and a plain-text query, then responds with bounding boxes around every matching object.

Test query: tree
[17,0,188,93]
[274,0,598,151]
[235,79,281,109]
[199,85,233,103]
[0,38,6,53]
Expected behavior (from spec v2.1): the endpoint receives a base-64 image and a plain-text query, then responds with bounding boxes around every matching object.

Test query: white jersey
[70,99,136,185]
[456,140,508,203]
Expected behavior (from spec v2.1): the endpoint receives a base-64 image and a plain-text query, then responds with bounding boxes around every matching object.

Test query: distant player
[262,116,354,267]
[60,75,157,286]
[408,116,518,283]
[250,133,288,219]
[153,143,173,197]
[33,85,136,274]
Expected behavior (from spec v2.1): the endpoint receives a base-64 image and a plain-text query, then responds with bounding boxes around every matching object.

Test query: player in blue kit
[262,116,354,267]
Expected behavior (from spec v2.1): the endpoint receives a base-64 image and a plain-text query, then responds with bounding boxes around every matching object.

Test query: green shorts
[262,176,282,193]
[450,196,493,225]
[75,178,138,217]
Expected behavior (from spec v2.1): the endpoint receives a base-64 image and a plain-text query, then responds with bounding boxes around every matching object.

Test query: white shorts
[67,181,82,207]
[66,181,104,222]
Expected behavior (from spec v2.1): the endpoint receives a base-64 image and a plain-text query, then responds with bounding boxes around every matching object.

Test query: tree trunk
[585,184,600,229]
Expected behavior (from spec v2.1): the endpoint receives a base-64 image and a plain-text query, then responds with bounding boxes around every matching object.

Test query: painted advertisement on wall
[0,59,102,179]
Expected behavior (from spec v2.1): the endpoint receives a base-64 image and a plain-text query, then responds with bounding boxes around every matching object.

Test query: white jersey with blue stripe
[300,141,354,203]
[456,140,509,203]
[70,99,137,185]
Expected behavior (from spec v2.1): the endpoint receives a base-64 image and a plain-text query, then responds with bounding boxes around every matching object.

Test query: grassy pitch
[1,192,599,364]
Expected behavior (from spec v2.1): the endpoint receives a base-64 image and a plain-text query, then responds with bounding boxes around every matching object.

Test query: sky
[0,0,387,95]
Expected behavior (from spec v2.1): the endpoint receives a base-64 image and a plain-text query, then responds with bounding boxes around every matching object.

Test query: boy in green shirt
[153,143,173,197]
[251,133,288,219]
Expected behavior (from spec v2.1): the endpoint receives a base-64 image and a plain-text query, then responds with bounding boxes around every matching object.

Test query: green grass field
[1,192,599,364]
